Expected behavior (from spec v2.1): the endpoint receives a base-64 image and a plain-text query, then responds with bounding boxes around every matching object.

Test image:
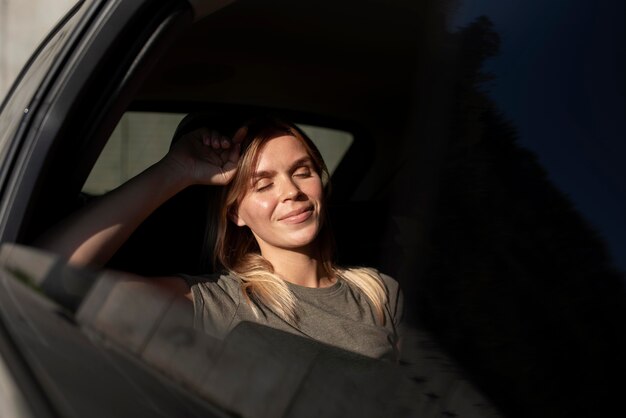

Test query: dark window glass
[398,2,626,417]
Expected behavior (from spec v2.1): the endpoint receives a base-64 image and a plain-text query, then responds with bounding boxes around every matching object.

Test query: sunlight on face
[234,135,324,256]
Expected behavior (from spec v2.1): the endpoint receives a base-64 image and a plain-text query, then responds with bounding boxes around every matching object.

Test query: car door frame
[0,0,206,245]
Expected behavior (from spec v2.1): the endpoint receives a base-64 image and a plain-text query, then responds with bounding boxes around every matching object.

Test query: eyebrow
[251,157,314,181]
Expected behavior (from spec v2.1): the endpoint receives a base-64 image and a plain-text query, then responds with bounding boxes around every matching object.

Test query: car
[0,0,624,417]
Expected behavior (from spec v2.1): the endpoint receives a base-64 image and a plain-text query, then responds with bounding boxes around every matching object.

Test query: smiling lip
[279,206,314,224]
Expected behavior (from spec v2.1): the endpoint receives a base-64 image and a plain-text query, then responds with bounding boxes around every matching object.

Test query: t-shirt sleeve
[380,273,404,328]
[178,273,243,338]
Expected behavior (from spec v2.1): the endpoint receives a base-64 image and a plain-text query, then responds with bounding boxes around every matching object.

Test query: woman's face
[233,134,324,256]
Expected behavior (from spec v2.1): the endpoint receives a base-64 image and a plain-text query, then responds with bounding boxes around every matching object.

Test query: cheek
[239,195,276,224]
[250,195,274,212]
[305,179,324,200]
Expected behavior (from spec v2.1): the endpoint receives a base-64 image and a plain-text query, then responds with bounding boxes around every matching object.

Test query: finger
[211,131,221,149]
[232,126,248,144]
[221,135,231,149]
[227,143,241,165]
[220,166,237,184]
[192,127,211,146]
[220,159,239,183]
[201,132,211,146]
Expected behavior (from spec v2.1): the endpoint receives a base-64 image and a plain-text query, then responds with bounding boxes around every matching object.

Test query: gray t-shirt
[181,272,403,361]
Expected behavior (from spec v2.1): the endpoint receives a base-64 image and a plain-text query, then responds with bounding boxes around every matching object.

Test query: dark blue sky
[450,0,626,273]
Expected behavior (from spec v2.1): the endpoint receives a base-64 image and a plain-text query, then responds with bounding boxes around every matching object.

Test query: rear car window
[82,111,353,195]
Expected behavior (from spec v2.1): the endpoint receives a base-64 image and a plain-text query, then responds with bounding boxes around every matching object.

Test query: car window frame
[0,0,200,244]
[0,0,90,218]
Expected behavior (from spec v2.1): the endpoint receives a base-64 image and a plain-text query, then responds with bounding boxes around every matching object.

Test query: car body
[0,0,624,417]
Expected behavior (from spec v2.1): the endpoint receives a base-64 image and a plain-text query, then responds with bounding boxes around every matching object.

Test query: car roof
[135,0,423,127]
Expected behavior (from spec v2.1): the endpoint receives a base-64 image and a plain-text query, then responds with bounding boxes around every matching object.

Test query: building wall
[0,0,76,100]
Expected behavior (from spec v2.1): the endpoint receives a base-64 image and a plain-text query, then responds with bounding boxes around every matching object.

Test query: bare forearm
[37,159,190,268]
[36,126,242,269]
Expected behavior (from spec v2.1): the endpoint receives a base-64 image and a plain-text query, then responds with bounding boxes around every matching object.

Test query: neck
[260,245,331,288]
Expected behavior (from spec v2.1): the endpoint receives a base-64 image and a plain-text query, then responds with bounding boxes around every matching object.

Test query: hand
[164,126,247,186]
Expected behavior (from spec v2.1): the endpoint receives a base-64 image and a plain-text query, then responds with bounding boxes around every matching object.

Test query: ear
[229,209,247,227]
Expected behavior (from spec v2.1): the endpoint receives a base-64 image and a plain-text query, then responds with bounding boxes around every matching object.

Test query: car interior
[20,0,425,281]
[4,0,480,416]
[89,109,382,277]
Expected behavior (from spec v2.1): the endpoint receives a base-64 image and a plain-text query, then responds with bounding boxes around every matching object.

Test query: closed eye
[255,179,273,191]
[293,166,312,177]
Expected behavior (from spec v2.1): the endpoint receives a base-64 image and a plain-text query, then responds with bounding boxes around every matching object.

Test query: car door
[0,0,198,244]
[0,1,235,417]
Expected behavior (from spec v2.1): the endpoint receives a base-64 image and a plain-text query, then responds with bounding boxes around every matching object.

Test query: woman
[39,116,403,360]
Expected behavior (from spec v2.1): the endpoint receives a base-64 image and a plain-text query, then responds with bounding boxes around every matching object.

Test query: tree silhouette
[412,15,626,418]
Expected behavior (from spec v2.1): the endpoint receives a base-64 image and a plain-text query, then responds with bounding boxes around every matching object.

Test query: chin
[283,228,321,250]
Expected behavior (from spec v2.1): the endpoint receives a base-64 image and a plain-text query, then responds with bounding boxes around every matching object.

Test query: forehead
[254,134,311,170]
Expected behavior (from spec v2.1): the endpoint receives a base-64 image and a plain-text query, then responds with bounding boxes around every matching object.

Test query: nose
[280,176,303,200]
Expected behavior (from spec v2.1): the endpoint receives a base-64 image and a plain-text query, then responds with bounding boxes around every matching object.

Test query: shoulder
[342,267,403,326]
[337,266,404,331]
[369,270,402,309]
[179,271,242,287]
[337,267,401,305]
[176,271,247,337]
[378,272,403,327]
[178,271,244,303]
[381,272,402,299]
[378,271,400,291]
[340,266,399,293]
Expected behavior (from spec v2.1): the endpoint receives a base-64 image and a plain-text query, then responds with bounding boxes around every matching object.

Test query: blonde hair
[214,118,387,324]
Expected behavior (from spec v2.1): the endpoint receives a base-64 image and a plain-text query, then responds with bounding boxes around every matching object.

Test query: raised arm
[36,127,245,269]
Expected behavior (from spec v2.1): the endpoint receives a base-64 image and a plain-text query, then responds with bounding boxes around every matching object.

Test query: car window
[82,111,353,195]
[82,112,185,195]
